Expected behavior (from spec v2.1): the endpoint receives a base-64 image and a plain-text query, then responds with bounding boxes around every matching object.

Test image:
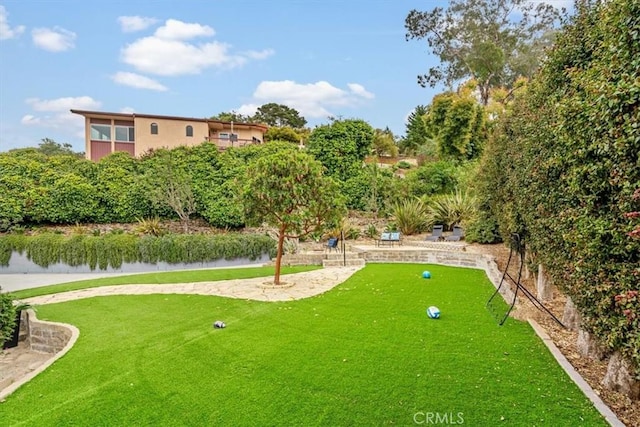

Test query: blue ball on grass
[422,271,431,279]
[426,306,440,319]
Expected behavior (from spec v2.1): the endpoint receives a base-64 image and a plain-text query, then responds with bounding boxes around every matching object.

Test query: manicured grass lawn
[11,265,320,299]
[3,264,606,426]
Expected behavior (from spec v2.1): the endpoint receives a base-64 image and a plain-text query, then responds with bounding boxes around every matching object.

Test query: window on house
[150,123,158,135]
[218,132,238,140]
[115,125,135,142]
[90,124,111,141]
[186,125,193,137]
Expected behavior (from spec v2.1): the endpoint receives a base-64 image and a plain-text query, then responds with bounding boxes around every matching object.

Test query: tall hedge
[480,0,639,374]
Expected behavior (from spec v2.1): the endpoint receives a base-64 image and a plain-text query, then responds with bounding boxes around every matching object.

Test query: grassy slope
[2,264,606,426]
[10,265,320,299]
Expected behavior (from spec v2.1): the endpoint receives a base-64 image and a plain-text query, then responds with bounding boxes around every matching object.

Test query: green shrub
[465,214,502,244]
[0,233,276,270]
[28,173,100,224]
[341,165,395,213]
[402,161,458,198]
[396,160,412,169]
[365,224,378,239]
[345,228,361,240]
[135,217,167,236]
[477,0,640,374]
[393,198,429,235]
[428,190,477,230]
[0,287,17,349]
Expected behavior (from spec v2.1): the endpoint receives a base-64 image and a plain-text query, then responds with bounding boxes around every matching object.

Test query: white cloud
[111,71,168,91]
[32,27,76,52]
[122,38,241,76]
[22,96,101,132]
[242,49,275,60]
[117,16,159,33]
[26,96,100,112]
[120,107,136,114]
[0,6,25,40]
[236,104,260,117]
[347,83,374,99]
[120,19,271,76]
[239,80,375,119]
[154,19,215,40]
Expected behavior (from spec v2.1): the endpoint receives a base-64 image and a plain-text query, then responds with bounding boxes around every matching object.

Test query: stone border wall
[0,310,79,400]
[21,309,74,354]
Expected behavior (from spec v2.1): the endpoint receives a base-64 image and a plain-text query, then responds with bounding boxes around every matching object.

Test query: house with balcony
[71,109,268,162]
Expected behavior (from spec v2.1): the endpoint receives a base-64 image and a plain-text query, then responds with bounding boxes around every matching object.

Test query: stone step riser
[322,259,366,267]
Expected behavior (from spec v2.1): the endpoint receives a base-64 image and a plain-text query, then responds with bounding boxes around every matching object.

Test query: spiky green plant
[428,190,477,230]
[134,217,167,236]
[392,198,430,235]
[365,224,378,239]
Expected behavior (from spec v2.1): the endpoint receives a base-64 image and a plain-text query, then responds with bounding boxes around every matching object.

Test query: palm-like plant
[427,190,477,230]
[393,198,431,235]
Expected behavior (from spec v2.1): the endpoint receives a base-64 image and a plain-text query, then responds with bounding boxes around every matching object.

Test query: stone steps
[322,258,366,267]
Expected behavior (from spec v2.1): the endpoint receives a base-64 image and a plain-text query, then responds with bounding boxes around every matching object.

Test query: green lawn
[2,264,606,426]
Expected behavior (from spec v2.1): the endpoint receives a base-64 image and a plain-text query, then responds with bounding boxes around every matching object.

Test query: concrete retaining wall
[20,309,75,354]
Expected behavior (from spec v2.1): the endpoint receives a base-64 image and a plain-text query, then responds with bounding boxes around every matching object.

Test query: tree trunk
[273,224,287,285]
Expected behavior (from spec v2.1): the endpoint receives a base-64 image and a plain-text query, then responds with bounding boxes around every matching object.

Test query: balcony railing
[207,136,262,149]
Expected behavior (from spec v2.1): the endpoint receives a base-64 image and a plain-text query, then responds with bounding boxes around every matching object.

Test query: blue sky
[0,0,571,153]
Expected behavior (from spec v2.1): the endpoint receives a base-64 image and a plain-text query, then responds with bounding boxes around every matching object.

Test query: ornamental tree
[405,0,560,105]
[252,103,307,128]
[244,151,345,285]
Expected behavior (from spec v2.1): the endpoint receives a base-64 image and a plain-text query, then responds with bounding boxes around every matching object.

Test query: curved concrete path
[21,266,364,306]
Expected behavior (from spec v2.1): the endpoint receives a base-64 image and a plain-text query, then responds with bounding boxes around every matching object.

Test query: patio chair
[377,232,391,247]
[327,237,340,252]
[445,226,464,242]
[389,232,402,246]
[378,231,402,247]
[425,225,444,241]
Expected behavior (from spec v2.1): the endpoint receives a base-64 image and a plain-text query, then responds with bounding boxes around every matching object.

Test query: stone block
[562,297,581,331]
[602,352,640,400]
[536,265,553,302]
[577,329,607,360]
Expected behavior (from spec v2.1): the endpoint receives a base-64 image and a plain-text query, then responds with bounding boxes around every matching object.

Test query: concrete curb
[0,311,80,401]
[528,319,625,427]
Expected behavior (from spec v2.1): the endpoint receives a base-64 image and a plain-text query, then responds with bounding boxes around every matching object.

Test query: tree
[372,128,398,158]
[143,150,196,232]
[401,105,431,155]
[252,103,307,128]
[264,126,303,144]
[425,92,486,160]
[210,111,251,122]
[244,151,345,285]
[306,118,374,182]
[405,0,560,105]
[9,138,83,157]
